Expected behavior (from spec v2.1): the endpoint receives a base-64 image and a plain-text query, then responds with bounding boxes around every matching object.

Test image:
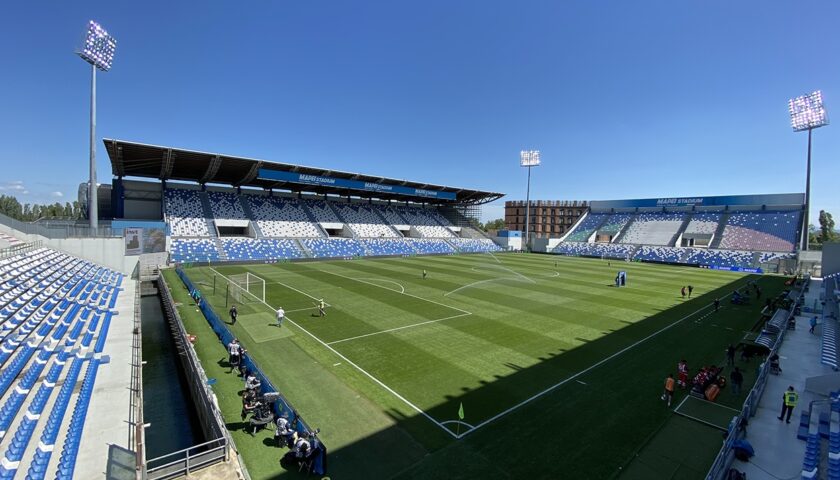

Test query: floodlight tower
[76,21,117,230]
[788,91,829,251]
[520,150,540,251]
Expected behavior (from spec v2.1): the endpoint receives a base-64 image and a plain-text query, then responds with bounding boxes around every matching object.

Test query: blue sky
[0,1,838,224]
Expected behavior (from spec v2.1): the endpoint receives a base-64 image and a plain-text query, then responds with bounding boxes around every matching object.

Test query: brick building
[504,200,588,239]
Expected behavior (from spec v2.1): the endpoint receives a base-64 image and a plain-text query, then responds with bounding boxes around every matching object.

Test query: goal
[225,272,265,305]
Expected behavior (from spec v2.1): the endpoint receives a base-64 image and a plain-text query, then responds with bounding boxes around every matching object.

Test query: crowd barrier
[174,267,327,475]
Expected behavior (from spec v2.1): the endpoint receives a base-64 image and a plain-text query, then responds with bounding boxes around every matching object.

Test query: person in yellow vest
[661,373,676,407]
[777,386,799,423]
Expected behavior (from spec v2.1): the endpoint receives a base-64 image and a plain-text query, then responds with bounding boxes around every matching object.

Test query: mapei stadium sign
[257,169,456,200]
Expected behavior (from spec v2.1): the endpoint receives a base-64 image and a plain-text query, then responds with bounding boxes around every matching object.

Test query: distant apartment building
[504,200,588,238]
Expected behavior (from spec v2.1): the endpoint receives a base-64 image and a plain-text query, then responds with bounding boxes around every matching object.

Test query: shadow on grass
[174,267,790,480]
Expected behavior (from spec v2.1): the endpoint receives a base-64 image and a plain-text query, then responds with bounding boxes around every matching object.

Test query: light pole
[788,91,828,251]
[76,21,117,230]
[520,150,540,251]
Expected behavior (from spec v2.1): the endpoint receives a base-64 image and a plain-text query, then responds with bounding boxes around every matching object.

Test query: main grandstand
[105,139,503,264]
[544,193,804,273]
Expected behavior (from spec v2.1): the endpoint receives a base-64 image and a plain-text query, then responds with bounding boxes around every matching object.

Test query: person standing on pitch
[318,299,326,317]
[714,298,720,312]
[730,367,743,395]
[229,304,238,325]
[680,286,686,299]
[778,386,799,423]
[687,285,694,298]
[726,344,736,366]
[422,269,427,280]
[661,373,675,407]
[276,306,285,328]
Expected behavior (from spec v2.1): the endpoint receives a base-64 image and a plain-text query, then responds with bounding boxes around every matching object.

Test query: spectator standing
[276,307,285,328]
[228,339,241,373]
[726,344,736,366]
[778,386,798,423]
[677,360,689,389]
[730,367,743,395]
[229,305,238,325]
[661,373,676,407]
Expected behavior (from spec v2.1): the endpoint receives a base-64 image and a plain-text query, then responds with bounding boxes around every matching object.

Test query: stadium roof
[104,139,504,205]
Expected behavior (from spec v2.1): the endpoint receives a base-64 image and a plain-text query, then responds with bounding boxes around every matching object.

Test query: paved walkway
[734,278,835,478]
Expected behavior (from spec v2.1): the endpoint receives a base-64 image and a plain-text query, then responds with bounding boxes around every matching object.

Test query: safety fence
[150,274,233,480]
[0,211,117,238]
[0,240,42,260]
[173,267,327,475]
[705,280,806,480]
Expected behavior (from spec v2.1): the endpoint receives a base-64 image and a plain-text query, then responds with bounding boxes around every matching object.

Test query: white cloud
[0,181,26,192]
[51,191,63,198]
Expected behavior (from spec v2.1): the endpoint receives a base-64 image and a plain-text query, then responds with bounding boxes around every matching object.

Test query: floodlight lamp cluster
[520,150,541,167]
[78,20,117,71]
[789,91,828,132]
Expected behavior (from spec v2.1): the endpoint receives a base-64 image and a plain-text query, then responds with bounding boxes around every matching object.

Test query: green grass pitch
[165,253,786,479]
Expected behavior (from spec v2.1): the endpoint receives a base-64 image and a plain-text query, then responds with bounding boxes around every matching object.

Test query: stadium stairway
[370,208,404,238]
[669,213,693,247]
[709,212,730,249]
[198,192,217,236]
[294,239,314,258]
[238,196,264,238]
[213,238,228,261]
[610,213,637,244]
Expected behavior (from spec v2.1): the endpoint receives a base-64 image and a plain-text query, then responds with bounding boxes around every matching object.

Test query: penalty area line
[326,312,472,345]
[208,266,458,439]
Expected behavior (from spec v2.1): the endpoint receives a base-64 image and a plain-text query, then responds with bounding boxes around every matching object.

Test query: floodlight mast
[520,150,541,251]
[76,21,117,230]
[788,91,829,251]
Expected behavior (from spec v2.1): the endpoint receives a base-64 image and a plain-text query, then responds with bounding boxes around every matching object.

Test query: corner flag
[458,402,464,420]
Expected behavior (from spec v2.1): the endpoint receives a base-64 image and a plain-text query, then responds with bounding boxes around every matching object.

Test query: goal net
[226,272,265,305]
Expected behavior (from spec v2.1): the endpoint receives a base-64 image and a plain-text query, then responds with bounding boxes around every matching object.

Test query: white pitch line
[444,277,528,297]
[356,278,405,294]
[575,380,587,385]
[458,286,747,439]
[441,420,477,429]
[208,266,458,438]
[315,268,472,316]
[327,313,472,345]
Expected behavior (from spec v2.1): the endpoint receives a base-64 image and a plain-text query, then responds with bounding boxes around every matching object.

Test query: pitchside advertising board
[700,265,763,274]
[118,222,167,256]
[257,169,457,200]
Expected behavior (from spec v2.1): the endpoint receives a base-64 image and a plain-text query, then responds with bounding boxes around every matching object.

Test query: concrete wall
[822,243,840,277]
[0,223,137,275]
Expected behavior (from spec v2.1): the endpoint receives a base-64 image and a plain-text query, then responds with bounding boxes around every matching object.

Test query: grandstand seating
[334,204,399,238]
[450,238,502,253]
[719,210,800,252]
[361,239,414,256]
[598,213,632,235]
[170,239,220,263]
[633,246,688,263]
[221,238,303,261]
[302,200,341,223]
[164,189,211,237]
[620,212,684,245]
[684,212,721,235]
[397,207,456,238]
[552,242,634,258]
[303,238,366,258]
[564,213,606,242]
[207,191,247,219]
[407,239,454,255]
[247,197,323,238]
[0,247,123,479]
[683,248,754,268]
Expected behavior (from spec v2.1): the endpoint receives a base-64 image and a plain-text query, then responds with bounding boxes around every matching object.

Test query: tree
[484,218,505,231]
[819,210,836,243]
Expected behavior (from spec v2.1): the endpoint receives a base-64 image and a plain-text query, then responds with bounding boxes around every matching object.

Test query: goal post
[226,272,266,306]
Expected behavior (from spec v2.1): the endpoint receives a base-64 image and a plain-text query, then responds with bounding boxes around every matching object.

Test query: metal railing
[129,281,146,479]
[146,438,228,480]
[0,240,42,260]
[0,211,118,238]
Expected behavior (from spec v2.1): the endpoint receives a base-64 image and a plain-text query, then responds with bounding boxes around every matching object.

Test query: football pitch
[173,253,786,479]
